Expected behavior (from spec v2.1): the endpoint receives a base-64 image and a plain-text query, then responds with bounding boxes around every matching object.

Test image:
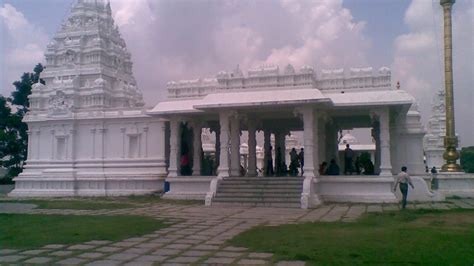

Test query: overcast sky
[0,0,473,146]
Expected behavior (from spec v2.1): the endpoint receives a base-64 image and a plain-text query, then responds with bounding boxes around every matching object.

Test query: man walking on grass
[393,166,414,209]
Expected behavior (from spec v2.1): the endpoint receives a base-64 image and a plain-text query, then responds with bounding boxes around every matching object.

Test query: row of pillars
[167,107,393,178]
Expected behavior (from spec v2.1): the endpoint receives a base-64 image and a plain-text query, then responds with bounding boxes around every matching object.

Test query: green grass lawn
[0,199,134,210]
[0,214,166,249]
[229,209,474,265]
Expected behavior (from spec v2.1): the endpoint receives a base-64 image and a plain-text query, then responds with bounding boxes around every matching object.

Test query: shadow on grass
[229,209,474,266]
[0,194,203,210]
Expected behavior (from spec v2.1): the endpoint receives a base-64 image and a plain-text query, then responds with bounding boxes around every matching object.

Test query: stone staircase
[211,176,304,208]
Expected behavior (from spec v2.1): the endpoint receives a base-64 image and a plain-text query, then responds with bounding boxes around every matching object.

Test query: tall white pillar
[230,114,241,176]
[218,112,230,178]
[168,118,180,178]
[302,106,317,178]
[247,120,257,176]
[192,123,202,176]
[318,117,326,164]
[377,108,393,176]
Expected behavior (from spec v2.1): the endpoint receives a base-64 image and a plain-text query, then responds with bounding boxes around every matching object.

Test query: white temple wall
[10,115,167,197]
[390,111,426,176]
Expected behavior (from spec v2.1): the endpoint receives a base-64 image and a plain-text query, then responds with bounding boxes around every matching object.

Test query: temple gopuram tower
[10,0,167,197]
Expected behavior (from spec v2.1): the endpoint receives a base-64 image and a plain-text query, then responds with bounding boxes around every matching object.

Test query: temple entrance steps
[211,176,304,208]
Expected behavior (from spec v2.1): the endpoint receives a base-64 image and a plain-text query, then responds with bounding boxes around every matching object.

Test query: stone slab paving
[1,198,472,265]
[0,202,37,213]
[320,205,349,222]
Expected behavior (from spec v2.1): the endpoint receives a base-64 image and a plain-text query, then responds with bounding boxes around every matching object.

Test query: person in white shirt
[393,166,414,209]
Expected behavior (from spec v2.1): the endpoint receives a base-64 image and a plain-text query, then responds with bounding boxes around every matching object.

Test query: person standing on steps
[344,144,354,175]
[298,148,304,176]
[393,166,414,209]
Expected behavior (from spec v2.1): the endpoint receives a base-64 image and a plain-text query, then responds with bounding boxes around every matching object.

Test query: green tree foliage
[0,64,44,183]
[460,146,474,173]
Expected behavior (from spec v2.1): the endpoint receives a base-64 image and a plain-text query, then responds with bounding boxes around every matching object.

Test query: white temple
[10,0,474,206]
[9,0,166,197]
[148,61,432,207]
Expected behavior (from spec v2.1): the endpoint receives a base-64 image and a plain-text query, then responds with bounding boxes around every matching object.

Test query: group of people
[266,144,371,177]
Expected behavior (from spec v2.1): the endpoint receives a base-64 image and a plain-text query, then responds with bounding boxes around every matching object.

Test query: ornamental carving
[48,91,72,116]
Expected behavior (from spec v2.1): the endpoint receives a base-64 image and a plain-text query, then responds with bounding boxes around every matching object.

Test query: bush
[460,146,474,173]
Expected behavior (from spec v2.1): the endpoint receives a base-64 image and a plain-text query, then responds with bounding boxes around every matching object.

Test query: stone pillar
[302,106,317,178]
[36,130,40,160]
[50,129,55,160]
[377,108,393,176]
[158,121,167,161]
[168,118,181,178]
[192,123,202,176]
[99,127,106,159]
[27,130,33,160]
[230,114,241,176]
[214,128,220,170]
[318,117,327,165]
[68,128,76,160]
[372,120,381,174]
[264,129,271,176]
[218,112,230,178]
[247,119,257,176]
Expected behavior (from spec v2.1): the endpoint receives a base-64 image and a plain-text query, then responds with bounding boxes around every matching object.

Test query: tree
[0,63,44,183]
[460,146,474,173]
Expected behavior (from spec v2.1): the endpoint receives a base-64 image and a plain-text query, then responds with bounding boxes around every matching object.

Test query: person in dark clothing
[289,148,299,176]
[298,148,304,176]
[265,146,274,176]
[344,144,354,175]
[326,159,340,175]
[319,161,328,175]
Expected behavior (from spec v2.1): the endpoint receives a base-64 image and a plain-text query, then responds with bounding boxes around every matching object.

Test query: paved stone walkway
[1,198,473,265]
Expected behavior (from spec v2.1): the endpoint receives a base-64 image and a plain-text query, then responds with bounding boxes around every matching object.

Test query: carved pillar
[230,114,241,176]
[247,119,257,177]
[302,106,317,178]
[91,128,96,159]
[50,129,55,160]
[218,112,230,178]
[375,108,393,176]
[158,121,167,161]
[318,115,327,164]
[36,130,40,160]
[27,130,33,160]
[143,126,149,158]
[68,128,76,160]
[168,118,181,178]
[120,127,126,158]
[371,118,381,174]
[99,127,106,159]
[214,128,220,170]
[192,122,202,176]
